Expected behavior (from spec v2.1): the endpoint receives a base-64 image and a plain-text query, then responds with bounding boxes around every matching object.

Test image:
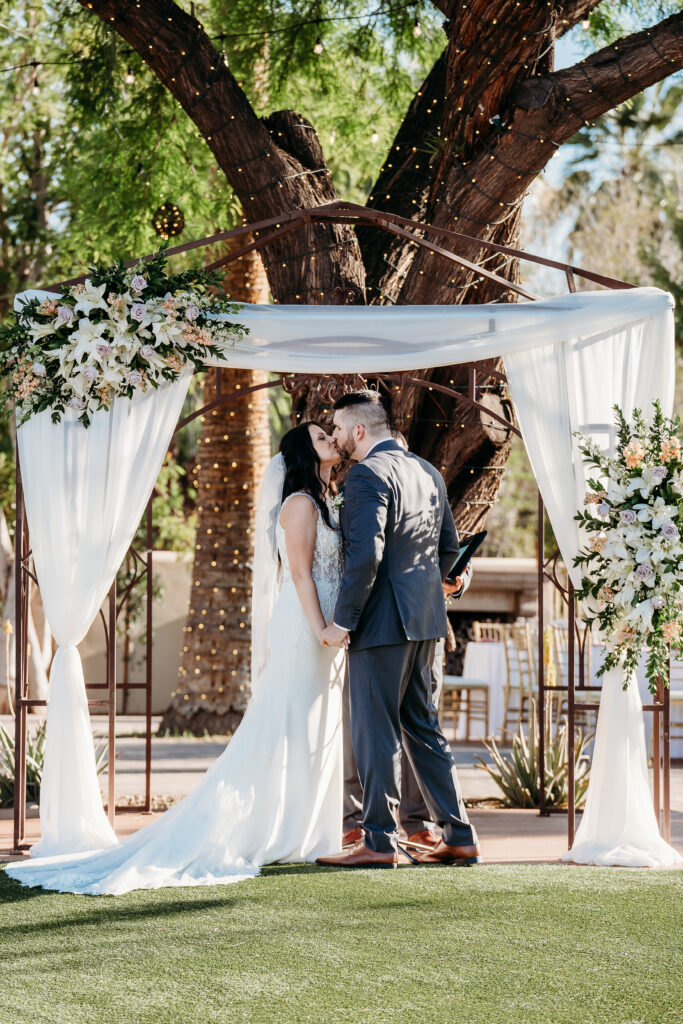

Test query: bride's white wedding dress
[6,491,345,895]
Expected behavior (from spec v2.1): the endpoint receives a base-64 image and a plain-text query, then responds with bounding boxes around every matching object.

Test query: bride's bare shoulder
[279,492,319,528]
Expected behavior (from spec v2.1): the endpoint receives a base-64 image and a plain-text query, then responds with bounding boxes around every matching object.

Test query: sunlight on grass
[1,862,681,1024]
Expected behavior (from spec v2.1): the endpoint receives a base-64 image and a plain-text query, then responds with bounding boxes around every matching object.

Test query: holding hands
[319,623,350,649]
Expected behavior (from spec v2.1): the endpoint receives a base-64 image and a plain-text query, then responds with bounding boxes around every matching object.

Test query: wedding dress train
[6,491,345,894]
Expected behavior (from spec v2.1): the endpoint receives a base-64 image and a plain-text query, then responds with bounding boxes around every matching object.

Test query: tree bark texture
[160,238,271,734]
[79,0,682,726]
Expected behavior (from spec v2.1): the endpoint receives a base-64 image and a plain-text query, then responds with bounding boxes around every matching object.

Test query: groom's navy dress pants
[348,638,476,854]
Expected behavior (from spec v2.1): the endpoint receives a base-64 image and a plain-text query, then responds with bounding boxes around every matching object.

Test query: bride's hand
[320,624,349,648]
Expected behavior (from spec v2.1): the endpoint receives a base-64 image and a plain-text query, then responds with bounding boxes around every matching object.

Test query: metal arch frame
[12,203,668,856]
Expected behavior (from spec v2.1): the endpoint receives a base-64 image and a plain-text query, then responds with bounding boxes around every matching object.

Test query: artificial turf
[0,862,680,1024]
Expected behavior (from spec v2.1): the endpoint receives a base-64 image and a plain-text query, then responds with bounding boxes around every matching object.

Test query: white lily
[72,279,109,317]
[670,468,683,498]
[626,465,664,500]
[27,319,59,341]
[634,496,678,529]
[623,598,655,631]
[69,318,109,364]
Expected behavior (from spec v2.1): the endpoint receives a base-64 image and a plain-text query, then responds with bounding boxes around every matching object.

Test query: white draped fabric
[202,288,673,373]
[15,285,678,866]
[504,314,681,867]
[17,368,192,855]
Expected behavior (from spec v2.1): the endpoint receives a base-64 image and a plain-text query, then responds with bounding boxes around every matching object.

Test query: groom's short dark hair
[333,389,390,430]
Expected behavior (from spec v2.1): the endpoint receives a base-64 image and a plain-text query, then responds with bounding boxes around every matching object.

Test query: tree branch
[76,0,366,302]
[357,52,447,302]
[398,9,683,298]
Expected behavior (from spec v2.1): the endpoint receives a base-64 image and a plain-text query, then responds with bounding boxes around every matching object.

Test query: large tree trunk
[160,237,271,734]
[78,0,683,724]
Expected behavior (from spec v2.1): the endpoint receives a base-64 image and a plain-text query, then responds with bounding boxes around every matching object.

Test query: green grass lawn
[1,862,680,1024]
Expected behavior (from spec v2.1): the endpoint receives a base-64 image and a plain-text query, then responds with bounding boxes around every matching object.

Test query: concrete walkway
[2,715,682,867]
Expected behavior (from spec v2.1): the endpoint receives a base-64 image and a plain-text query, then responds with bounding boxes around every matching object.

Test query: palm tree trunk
[159,236,271,734]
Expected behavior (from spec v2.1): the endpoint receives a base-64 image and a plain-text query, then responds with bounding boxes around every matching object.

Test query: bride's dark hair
[280,421,337,530]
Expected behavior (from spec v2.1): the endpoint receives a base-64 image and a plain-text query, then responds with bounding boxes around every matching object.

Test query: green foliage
[0,0,444,306]
[580,1,682,47]
[0,720,108,807]
[561,81,682,351]
[0,450,16,542]
[476,703,591,809]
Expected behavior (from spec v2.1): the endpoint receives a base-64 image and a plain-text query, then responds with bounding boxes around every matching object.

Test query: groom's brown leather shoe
[405,829,440,851]
[316,841,399,869]
[342,827,363,848]
[411,840,482,866]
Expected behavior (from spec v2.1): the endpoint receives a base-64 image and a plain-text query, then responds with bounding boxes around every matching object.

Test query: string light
[412,16,421,37]
[370,128,380,144]
[313,33,324,55]
[124,65,135,84]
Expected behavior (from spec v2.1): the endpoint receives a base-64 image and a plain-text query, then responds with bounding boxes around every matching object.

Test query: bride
[5,423,346,895]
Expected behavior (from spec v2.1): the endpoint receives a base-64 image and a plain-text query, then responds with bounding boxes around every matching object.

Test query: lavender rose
[130,303,147,322]
[651,465,668,482]
[635,561,654,580]
[56,306,74,325]
[83,366,98,382]
[32,362,46,377]
[140,345,155,358]
[598,501,610,517]
[185,303,200,322]
[620,509,637,525]
[660,520,680,540]
[130,274,147,292]
[96,342,113,355]
[67,396,85,410]
[652,595,665,610]
[127,370,143,386]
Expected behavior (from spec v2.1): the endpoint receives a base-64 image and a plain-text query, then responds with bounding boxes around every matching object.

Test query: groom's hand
[320,624,349,648]
[443,575,465,597]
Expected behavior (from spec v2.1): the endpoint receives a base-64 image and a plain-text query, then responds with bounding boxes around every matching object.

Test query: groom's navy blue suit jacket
[333,438,460,652]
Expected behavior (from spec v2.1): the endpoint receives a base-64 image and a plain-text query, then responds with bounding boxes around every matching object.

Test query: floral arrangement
[0,247,247,427]
[574,401,683,693]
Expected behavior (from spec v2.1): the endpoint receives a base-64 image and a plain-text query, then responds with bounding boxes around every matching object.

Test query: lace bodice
[277,492,344,621]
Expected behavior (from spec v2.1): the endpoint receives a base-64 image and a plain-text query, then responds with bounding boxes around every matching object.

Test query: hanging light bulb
[32,77,40,96]
[221,46,229,67]
[125,65,135,84]
[581,18,590,29]
[413,16,422,37]
[370,128,380,144]
[329,130,336,146]
[313,33,323,55]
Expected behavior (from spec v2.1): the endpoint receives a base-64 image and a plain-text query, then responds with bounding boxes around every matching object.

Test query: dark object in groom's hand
[445,530,487,583]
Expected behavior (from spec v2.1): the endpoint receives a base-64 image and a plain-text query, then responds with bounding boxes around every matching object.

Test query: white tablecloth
[458,641,683,756]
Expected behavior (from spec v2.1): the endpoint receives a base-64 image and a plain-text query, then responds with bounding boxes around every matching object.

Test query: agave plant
[0,721,108,808]
[476,700,591,809]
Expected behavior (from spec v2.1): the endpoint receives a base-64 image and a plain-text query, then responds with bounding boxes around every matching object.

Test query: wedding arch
[10,201,676,866]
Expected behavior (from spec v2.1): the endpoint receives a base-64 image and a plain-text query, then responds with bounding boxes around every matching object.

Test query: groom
[318,390,480,868]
